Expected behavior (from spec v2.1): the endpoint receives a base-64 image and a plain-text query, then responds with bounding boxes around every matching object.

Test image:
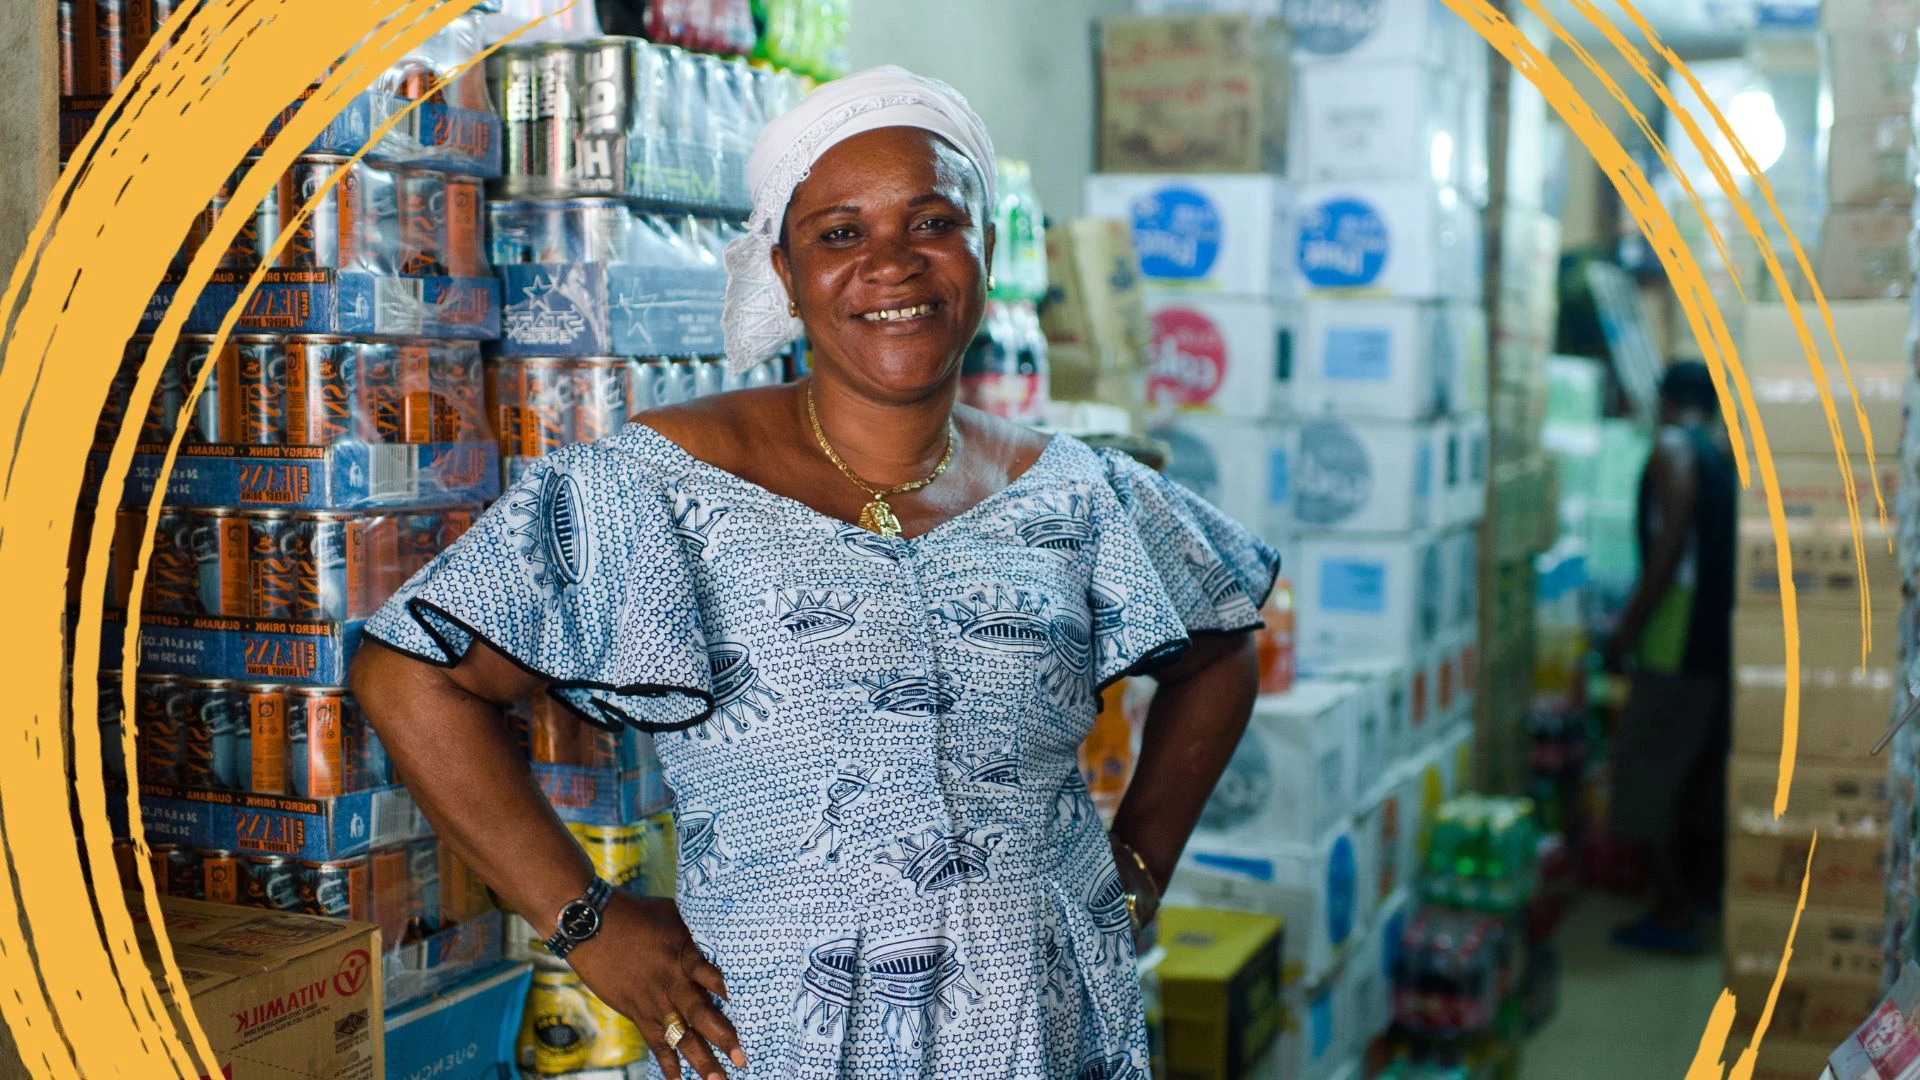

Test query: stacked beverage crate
[1083,4,1492,1076]
[479,34,801,1077]
[68,3,517,1012]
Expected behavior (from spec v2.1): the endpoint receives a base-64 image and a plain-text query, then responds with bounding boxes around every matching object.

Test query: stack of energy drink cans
[71,1,513,1011]
[479,34,804,1079]
[484,39,803,503]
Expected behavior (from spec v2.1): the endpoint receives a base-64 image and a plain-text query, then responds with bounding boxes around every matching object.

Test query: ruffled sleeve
[361,440,713,732]
[1086,446,1283,687]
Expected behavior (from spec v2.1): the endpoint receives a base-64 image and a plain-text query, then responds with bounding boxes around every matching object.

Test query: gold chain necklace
[806,383,956,539]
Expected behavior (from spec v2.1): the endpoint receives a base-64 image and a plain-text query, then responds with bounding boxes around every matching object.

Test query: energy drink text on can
[247,511,297,620]
[178,678,218,789]
[284,337,360,446]
[134,674,181,785]
[289,687,348,799]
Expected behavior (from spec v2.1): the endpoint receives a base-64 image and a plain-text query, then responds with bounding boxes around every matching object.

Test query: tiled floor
[1523,892,1729,1079]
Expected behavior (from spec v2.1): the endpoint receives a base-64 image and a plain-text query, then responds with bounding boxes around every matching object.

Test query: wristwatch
[544,875,615,960]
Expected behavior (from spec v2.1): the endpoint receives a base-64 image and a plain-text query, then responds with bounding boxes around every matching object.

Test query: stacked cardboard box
[1477,7,1563,797]
[1816,0,1920,300]
[1726,299,1905,1061]
[1103,3,1492,1074]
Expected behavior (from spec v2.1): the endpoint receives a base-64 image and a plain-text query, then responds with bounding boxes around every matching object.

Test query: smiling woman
[349,65,1278,1080]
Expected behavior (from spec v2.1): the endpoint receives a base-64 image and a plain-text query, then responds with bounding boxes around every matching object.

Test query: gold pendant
[859,498,901,539]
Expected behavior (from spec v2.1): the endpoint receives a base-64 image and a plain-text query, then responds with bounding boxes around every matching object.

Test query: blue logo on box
[1130,187,1222,280]
[1285,0,1384,56]
[1298,198,1390,288]
[1327,833,1357,945]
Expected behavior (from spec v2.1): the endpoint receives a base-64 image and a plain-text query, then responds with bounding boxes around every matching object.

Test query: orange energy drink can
[438,844,491,926]
[308,512,369,621]
[432,341,483,442]
[133,674,177,784]
[445,177,486,278]
[285,337,360,446]
[201,850,241,905]
[358,341,401,443]
[289,687,347,798]
[245,855,303,912]
[152,846,199,899]
[396,170,447,277]
[178,678,218,789]
[305,858,368,920]
[232,168,295,269]
[177,335,224,443]
[371,847,409,945]
[488,358,574,461]
[241,683,288,795]
[398,342,438,444]
[94,0,126,93]
[247,511,296,620]
[218,336,286,445]
[143,508,194,614]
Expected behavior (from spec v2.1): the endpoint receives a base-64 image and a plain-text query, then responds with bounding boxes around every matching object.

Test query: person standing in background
[1602,361,1737,953]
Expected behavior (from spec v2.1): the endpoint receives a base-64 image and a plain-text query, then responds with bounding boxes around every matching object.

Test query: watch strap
[544,875,615,959]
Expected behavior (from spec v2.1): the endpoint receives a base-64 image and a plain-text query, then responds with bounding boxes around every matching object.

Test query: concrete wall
[848,0,1129,221]
[0,0,57,300]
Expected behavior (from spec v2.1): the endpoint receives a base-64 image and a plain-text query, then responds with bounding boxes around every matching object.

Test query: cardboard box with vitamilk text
[124,894,384,1080]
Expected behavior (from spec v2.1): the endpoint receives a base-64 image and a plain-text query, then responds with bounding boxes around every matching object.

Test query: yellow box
[1158,906,1285,1080]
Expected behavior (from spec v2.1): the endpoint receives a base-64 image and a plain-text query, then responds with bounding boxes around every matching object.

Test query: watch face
[560,901,601,940]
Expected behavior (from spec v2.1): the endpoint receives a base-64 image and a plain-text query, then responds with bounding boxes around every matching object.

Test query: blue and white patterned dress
[364,422,1280,1080]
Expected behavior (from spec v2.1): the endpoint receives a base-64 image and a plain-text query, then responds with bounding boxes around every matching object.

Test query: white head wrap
[721,65,998,374]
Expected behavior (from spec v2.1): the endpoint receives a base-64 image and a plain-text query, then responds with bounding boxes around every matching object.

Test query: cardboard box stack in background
[1817,0,1920,300]
[1477,8,1563,798]
[1103,4,1495,1074]
[1727,299,1905,1062]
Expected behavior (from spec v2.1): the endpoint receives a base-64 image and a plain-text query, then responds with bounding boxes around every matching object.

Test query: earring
[788,300,799,317]
[986,274,996,293]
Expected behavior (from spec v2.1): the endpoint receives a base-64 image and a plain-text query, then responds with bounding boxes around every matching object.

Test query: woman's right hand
[565,893,746,1080]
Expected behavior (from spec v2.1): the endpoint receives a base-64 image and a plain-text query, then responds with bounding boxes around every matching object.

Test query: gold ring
[662,1012,688,1050]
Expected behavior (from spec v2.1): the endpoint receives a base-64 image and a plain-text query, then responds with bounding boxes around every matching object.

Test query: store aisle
[1523,893,1726,1079]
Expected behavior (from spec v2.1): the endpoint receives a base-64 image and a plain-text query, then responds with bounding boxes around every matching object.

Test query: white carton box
[1197,681,1360,847]
[1288,0,1469,69]
[1153,415,1295,541]
[1296,60,1471,190]
[1356,890,1410,1039]
[1085,173,1295,296]
[1298,532,1445,666]
[1295,182,1481,300]
[1142,292,1290,415]
[1172,825,1375,984]
[1260,974,1349,1080]
[1292,418,1436,533]
[1311,657,1415,771]
[1354,782,1405,903]
[1304,663,1405,805]
[1295,299,1450,420]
